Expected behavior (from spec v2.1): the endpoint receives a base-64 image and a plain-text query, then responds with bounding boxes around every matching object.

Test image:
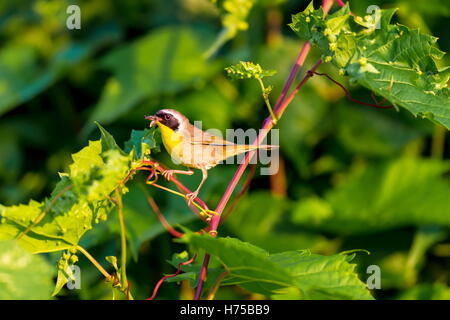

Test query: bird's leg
[186,167,208,206]
[161,168,194,181]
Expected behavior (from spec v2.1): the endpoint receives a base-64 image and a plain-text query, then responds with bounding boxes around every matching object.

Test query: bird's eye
[164,114,171,120]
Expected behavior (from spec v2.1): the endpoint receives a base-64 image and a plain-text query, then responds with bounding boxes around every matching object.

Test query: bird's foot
[161,169,175,181]
[186,191,199,206]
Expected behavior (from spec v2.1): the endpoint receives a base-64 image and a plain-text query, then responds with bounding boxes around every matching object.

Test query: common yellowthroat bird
[145,109,277,204]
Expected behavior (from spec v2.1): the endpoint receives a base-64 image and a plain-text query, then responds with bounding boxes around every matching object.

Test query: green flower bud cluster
[225,61,276,80]
[215,0,255,37]
[58,248,78,270]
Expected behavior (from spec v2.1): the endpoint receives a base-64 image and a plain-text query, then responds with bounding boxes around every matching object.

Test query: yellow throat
[156,121,183,154]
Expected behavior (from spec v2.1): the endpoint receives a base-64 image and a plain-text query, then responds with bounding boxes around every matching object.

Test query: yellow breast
[157,122,182,152]
[156,121,206,169]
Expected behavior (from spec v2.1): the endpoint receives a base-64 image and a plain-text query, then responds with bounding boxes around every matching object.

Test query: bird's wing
[186,126,235,146]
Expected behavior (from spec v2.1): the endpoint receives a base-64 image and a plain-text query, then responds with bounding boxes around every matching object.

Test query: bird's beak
[144,115,160,128]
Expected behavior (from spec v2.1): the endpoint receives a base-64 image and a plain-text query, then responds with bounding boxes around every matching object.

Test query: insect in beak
[144,115,161,128]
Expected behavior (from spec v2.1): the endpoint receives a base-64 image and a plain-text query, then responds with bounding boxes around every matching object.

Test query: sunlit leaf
[0,128,132,253]
[290,3,450,129]
[182,233,373,299]
[0,240,54,299]
[225,61,276,80]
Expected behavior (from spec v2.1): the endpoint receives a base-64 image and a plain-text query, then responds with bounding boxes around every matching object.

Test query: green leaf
[0,127,132,253]
[225,61,277,80]
[181,234,373,299]
[289,4,450,129]
[81,182,197,260]
[105,255,119,273]
[52,269,68,297]
[292,158,450,234]
[0,240,54,299]
[164,251,224,289]
[95,122,124,154]
[124,128,160,160]
[52,250,79,297]
[69,140,103,186]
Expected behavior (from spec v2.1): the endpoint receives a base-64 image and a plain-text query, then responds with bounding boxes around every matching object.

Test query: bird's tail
[223,144,279,158]
[248,144,279,150]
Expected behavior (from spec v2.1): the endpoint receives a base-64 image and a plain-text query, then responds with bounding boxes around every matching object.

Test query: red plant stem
[126,280,131,300]
[140,160,209,210]
[212,59,322,227]
[162,173,209,211]
[274,42,311,108]
[193,253,211,299]
[310,71,393,109]
[193,0,335,300]
[272,0,333,108]
[207,270,229,300]
[146,194,184,238]
[193,62,323,299]
[122,161,209,221]
[149,181,208,222]
[147,254,197,300]
[275,59,323,117]
[220,163,257,224]
[322,0,334,12]
[336,0,346,7]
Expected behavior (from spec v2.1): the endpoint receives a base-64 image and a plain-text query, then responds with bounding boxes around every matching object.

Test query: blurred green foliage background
[0,0,449,299]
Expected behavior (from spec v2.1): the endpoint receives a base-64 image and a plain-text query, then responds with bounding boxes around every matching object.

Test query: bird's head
[145,109,187,131]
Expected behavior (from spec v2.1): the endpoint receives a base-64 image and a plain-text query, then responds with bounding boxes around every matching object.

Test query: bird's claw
[162,170,174,181]
[186,191,199,206]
